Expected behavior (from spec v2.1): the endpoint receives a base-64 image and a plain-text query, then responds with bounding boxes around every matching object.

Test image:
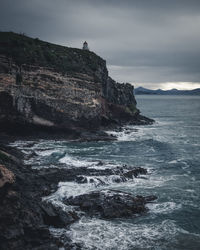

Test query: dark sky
[1,0,200,89]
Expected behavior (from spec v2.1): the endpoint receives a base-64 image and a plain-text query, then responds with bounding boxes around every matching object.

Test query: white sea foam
[87,162,118,170]
[105,119,183,144]
[121,174,177,190]
[47,171,176,204]
[76,174,133,187]
[47,178,133,201]
[9,140,36,148]
[185,189,195,193]
[46,173,142,201]
[168,160,179,164]
[59,154,99,168]
[48,181,97,200]
[35,149,60,156]
[67,217,193,250]
[146,202,182,214]
[105,125,154,142]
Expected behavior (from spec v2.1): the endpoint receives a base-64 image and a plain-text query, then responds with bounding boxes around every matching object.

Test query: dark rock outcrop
[0,146,73,249]
[0,32,153,138]
[0,142,158,249]
[41,200,79,228]
[123,167,147,179]
[74,167,148,186]
[64,190,157,219]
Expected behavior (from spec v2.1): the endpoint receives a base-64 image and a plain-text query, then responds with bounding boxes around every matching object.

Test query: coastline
[0,32,156,249]
[0,131,156,250]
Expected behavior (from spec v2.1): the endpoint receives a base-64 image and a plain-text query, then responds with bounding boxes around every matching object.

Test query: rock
[0,164,15,188]
[75,175,107,186]
[41,200,79,228]
[51,229,83,250]
[96,160,104,166]
[74,166,148,186]
[79,131,116,142]
[142,195,157,202]
[75,175,88,184]
[0,147,65,249]
[0,142,156,249]
[0,149,21,164]
[122,167,148,179]
[64,190,157,219]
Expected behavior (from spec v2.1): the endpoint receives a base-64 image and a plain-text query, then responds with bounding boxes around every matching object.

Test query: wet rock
[96,160,104,166]
[64,190,157,219]
[79,131,116,142]
[0,146,65,249]
[0,143,156,249]
[75,175,107,186]
[24,151,38,160]
[74,166,148,187]
[41,200,79,228]
[89,177,106,186]
[122,167,148,179]
[142,195,157,202]
[110,175,126,183]
[51,229,83,250]
[0,149,21,164]
[75,175,88,184]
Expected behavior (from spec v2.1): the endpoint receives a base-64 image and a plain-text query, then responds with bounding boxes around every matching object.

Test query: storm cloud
[0,0,200,89]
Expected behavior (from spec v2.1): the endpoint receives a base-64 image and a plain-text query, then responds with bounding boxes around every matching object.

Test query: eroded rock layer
[0,32,153,136]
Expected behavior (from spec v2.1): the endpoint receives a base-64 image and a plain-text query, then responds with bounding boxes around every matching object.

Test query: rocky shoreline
[0,139,157,250]
[0,32,156,249]
[0,113,153,143]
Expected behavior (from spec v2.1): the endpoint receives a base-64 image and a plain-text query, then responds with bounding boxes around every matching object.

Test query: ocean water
[10,95,200,250]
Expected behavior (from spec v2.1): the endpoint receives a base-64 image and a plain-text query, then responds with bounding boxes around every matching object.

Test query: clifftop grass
[0,32,106,77]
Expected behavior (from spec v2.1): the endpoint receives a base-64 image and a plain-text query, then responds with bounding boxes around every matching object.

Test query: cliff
[0,32,153,137]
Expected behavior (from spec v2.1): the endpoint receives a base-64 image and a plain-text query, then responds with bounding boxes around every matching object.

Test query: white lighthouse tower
[82,41,89,50]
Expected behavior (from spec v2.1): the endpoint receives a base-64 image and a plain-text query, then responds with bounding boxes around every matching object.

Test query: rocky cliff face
[0,32,152,136]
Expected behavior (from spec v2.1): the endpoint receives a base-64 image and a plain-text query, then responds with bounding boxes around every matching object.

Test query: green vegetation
[127,103,138,114]
[0,150,10,162]
[0,32,106,77]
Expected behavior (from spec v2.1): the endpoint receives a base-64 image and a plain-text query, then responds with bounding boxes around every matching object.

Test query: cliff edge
[0,32,153,138]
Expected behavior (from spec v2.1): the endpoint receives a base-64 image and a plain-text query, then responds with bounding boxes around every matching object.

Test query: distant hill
[134,87,200,95]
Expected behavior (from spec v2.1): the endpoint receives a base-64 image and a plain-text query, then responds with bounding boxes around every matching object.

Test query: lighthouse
[82,41,89,50]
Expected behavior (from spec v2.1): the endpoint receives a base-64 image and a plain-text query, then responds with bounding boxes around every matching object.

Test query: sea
[10,95,200,250]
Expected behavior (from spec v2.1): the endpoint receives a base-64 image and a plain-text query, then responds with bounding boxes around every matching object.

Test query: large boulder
[41,200,79,228]
[64,190,157,219]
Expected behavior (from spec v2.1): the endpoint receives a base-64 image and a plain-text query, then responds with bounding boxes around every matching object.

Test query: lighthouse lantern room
[82,41,89,50]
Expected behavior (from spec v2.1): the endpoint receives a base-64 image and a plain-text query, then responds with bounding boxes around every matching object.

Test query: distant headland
[135,87,200,95]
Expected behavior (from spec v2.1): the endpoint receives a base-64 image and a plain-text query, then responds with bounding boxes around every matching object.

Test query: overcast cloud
[0,0,200,89]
